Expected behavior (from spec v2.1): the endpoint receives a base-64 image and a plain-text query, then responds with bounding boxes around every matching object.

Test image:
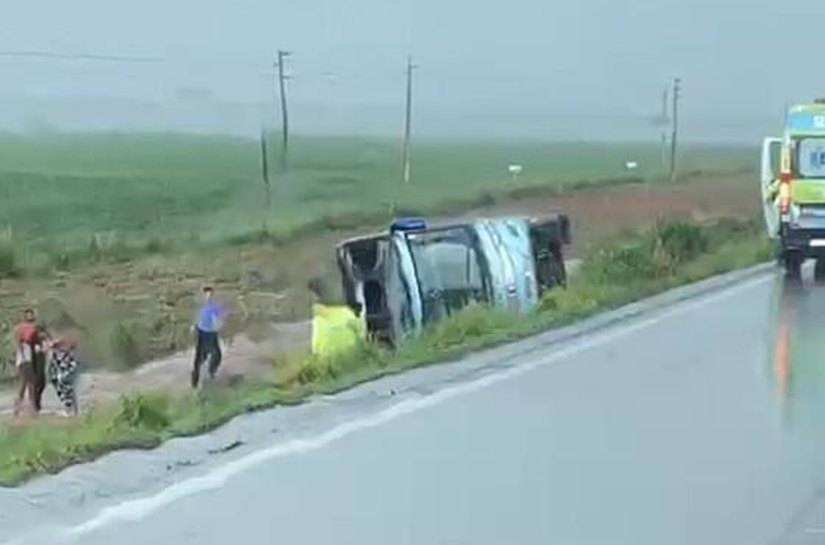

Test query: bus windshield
[797,137,825,178]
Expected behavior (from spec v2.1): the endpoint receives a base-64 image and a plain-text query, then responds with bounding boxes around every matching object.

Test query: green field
[0,132,754,270]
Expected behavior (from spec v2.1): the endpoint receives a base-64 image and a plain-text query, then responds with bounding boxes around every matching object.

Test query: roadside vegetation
[0,217,771,486]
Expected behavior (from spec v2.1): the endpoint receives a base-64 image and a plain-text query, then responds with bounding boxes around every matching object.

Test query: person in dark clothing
[191,286,225,388]
[32,336,48,412]
[31,358,46,412]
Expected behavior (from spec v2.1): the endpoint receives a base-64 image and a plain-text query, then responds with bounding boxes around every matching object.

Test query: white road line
[5,273,772,545]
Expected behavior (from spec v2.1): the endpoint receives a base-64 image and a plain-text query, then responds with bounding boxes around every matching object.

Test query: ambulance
[761,100,825,278]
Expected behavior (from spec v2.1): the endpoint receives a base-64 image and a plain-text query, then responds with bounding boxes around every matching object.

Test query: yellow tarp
[311,304,367,358]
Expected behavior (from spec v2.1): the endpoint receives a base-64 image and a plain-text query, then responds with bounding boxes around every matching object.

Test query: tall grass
[0,217,771,486]
[0,239,17,279]
[0,133,754,270]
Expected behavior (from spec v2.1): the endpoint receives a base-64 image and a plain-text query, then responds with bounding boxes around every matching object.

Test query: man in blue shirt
[191,285,225,388]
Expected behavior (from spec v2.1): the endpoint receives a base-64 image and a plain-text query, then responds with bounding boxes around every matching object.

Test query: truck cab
[336,214,571,346]
[761,101,825,278]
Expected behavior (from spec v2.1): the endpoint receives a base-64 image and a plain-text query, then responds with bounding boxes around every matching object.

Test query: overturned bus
[335,214,571,346]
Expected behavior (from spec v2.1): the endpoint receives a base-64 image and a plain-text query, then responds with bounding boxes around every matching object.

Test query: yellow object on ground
[311,304,367,358]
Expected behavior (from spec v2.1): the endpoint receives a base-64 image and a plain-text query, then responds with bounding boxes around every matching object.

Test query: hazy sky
[1,0,824,139]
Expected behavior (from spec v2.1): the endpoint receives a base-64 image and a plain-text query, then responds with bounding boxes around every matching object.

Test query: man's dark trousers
[192,329,222,387]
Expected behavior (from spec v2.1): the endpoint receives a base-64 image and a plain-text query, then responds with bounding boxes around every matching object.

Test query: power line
[0,50,163,63]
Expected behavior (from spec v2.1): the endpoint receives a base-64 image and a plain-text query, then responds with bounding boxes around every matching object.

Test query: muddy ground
[0,172,760,418]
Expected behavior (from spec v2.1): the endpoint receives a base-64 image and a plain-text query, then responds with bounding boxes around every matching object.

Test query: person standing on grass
[12,308,48,416]
[191,285,225,388]
[47,332,80,417]
[31,319,50,414]
[12,309,37,416]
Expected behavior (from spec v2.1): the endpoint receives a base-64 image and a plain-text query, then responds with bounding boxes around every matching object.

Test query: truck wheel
[784,252,803,280]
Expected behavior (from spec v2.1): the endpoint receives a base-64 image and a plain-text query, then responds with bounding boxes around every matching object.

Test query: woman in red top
[13,309,39,416]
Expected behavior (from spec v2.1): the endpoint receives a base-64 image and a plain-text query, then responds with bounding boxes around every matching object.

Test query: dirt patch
[0,172,760,418]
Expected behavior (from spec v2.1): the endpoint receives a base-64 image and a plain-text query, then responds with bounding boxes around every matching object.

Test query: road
[4,267,825,545]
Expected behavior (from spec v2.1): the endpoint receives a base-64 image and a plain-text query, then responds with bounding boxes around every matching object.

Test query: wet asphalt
[5,267,825,545]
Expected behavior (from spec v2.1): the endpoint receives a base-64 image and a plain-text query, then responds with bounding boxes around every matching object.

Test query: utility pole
[402,56,416,184]
[660,87,669,176]
[259,128,272,214]
[669,77,681,183]
[275,50,291,171]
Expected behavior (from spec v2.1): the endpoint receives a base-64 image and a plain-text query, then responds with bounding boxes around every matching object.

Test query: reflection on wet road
[7,269,825,544]
[768,273,825,430]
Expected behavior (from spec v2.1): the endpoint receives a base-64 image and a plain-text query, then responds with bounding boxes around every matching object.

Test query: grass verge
[0,217,772,486]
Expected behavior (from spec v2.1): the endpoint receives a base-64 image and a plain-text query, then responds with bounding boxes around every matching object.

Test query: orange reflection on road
[773,301,790,402]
